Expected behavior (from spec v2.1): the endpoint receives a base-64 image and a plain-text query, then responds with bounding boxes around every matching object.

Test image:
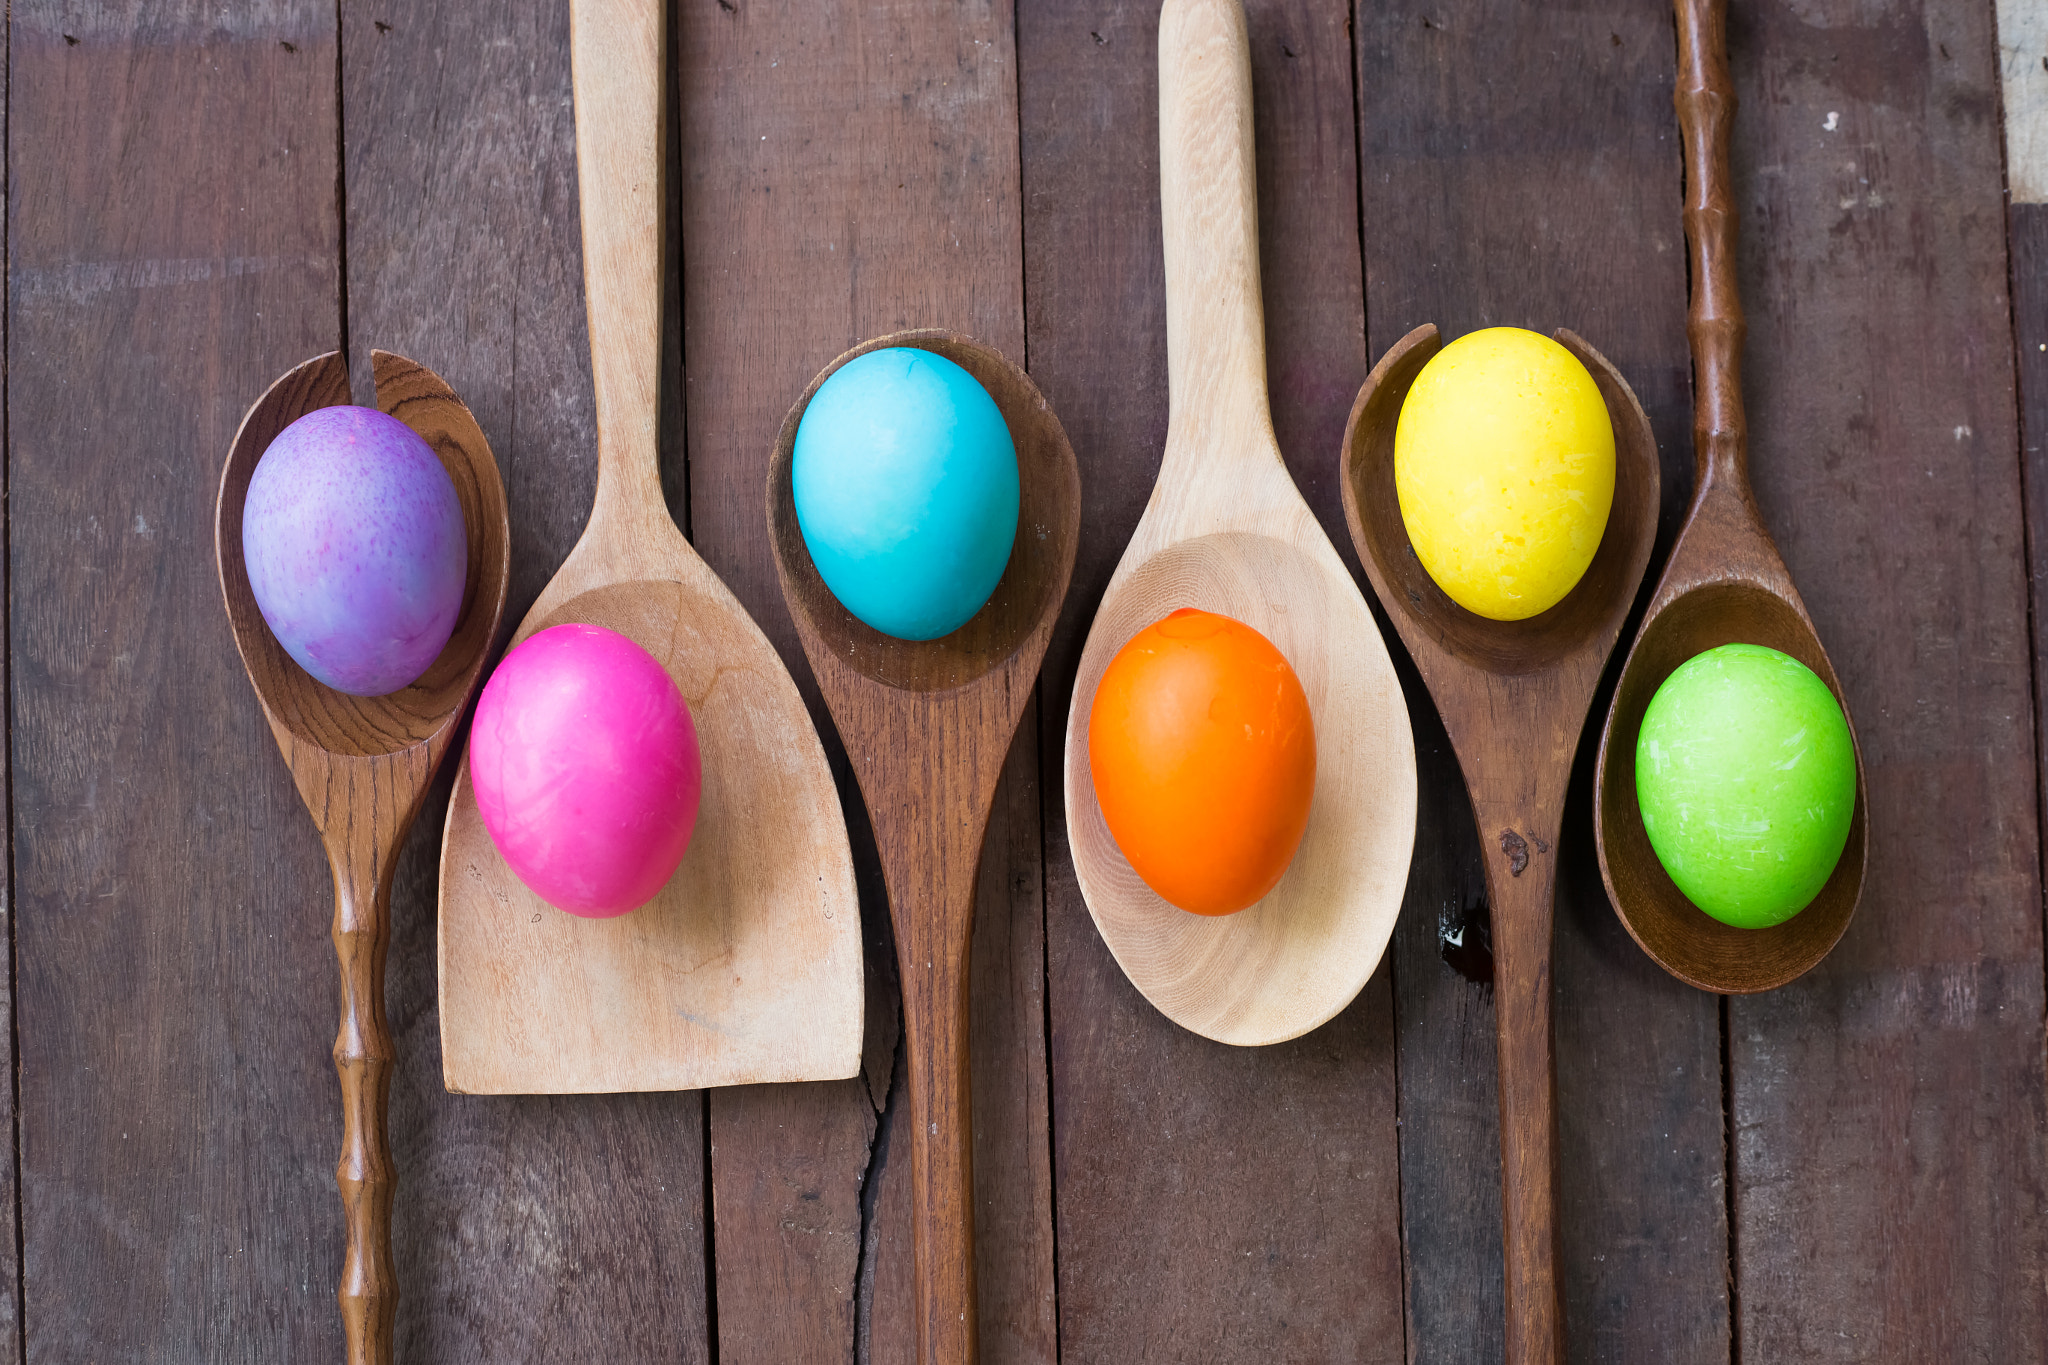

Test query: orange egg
[1088,608,1316,915]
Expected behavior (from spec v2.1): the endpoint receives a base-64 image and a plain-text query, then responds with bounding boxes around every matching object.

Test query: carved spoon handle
[329,831,398,1364]
[1673,0,1748,491]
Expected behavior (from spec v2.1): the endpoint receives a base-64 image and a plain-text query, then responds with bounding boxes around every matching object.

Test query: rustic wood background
[11,0,2046,1359]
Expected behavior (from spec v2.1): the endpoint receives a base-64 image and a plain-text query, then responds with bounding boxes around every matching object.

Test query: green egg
[1635,642,1856,929]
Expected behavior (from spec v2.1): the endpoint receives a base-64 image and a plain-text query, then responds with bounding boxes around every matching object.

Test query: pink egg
[469,623,702,917]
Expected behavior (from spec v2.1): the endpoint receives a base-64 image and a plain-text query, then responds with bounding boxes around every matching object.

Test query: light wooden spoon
[1341,324,1660,1362]
[768,329,1081,1365]
[1062,0,1416,1047]
[1591,0,1867,996]
[436,0,861,1094]
[217,349,511,1365]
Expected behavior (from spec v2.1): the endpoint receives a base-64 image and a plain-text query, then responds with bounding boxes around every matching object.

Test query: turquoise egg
[1636,642,1857,929]
[793,348,1020,641]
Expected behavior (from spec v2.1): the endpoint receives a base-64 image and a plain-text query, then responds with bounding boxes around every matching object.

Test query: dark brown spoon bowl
[766,328,1080,1365]
[1594,564,1868,994]
[1594,0,1866,998]
[1342,321,1660,1364]
[215,349,510,1364]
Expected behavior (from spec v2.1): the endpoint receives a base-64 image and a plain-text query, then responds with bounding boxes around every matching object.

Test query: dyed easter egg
[1395,327,1615,620]
[793,347,1019,641]
[1089,609,1316,916]
[242,405,467,696]
[469,623,702,918]
[1636,642,1857,929]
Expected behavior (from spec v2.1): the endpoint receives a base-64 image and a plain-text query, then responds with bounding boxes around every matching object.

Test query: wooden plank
[1727,0,2048,1356]
[2019,206,2048,935]
[0,3,19,1354]
[1997,0,2048,202]
[338,3,712,1357]
[673,1,1054,1359]
[1022,2,1407,1357]
[1352,3,1732,1359]
[8,4,346,1357]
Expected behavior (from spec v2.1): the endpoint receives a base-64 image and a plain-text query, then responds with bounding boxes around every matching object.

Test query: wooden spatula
[436,0,861,1094]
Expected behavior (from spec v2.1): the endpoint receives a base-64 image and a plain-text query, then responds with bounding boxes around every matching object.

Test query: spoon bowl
[1341,321,1660,1363]
[1593,0,1866,997]
[1345,327,1662,679]
[217,348,511,1365]
[768,330,1080,693]
[768,328,1079,1365]
[1596,578,1867,992]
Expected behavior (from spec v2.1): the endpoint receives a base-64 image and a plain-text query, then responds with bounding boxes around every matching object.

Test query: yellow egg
[1394,327,1615,621]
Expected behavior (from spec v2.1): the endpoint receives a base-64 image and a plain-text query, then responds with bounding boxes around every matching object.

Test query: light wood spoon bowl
[1062,0,1416,1048]
[217,349,511,1365]
[436,0,861,1094]
[1592,0,1867,996]
[768,329,1080,1365]
[1341,322,1660,1362]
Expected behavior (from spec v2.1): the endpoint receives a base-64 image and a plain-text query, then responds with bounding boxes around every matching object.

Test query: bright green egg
[1635,642,1856,929]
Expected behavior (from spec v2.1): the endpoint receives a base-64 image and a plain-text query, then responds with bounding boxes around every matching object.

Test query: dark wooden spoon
[767,329,1080,1365]
[1341,325,1660,1363]
[1592,0,1867,995]
[215,350,510,1365]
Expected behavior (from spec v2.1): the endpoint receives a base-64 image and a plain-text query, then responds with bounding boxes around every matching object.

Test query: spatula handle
[1673,0,1747,490]
[571,0,667,530]
[329,835,399,1364]
[1158,0,1276,466]
[1484,818,1564,1365]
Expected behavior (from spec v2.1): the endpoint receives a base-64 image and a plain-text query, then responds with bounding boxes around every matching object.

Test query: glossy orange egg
[1088,608,1316,915]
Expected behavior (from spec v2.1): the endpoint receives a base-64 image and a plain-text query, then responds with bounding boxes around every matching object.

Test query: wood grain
[1723,0,2048,1355]
[0,15,18,1357]
[2017,207,2048,929]
[10,4,348,1356]
[1062,0,1416,1047]
[340,1,715,1355]
[1023,0,1409,1356]
[673,2,1057,1360]
[1997,0,2048,203]
[1352,1,1733,1358]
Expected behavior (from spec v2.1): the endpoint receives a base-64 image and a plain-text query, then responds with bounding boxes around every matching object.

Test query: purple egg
[243,406,468,696]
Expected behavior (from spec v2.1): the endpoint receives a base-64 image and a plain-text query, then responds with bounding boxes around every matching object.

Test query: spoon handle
[880,819,982,1365]
[571,0,668,530]
[328,827,400,1364]
[1158,0,1276,470]
[1674,0,1748,490]
[1483,815,1564,1365]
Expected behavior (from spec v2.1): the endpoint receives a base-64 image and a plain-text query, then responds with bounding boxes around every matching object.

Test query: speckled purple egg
[243,405,468,696]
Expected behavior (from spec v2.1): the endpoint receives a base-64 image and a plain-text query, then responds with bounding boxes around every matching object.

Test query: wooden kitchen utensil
[436,0,861,1093]
[768,329,1080,1365]
[217,349,511,1365]
[1590,0,1867,996]
[1341,324,1660,1362]
[1062,0,1416,1047]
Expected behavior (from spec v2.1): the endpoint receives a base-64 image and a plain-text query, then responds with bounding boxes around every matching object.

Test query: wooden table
[13,0,2045,1358]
